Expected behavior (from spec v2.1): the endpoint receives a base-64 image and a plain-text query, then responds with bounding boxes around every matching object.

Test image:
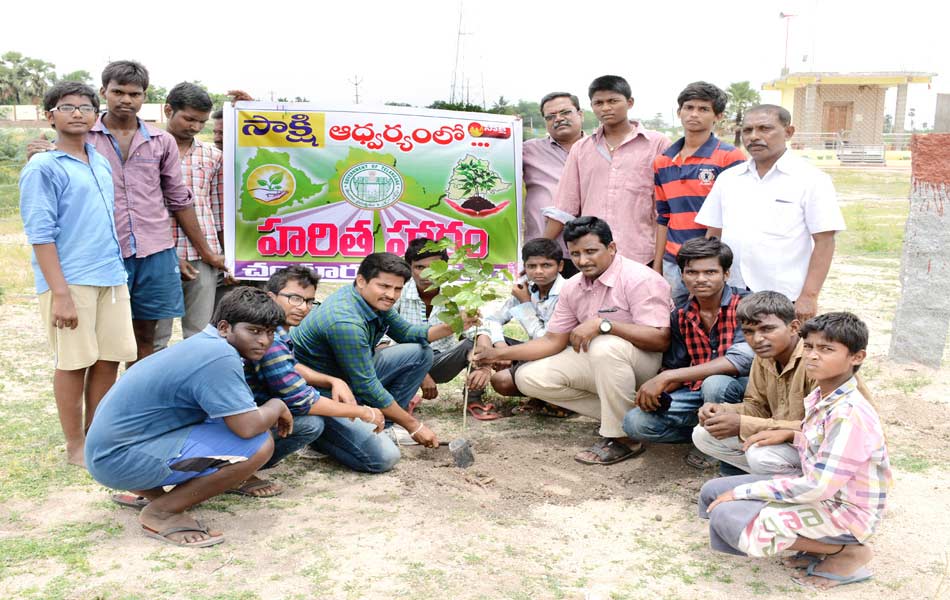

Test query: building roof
[763,71,935,90]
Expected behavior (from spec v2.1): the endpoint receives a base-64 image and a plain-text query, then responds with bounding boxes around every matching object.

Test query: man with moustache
[695,105,845,323]
[526,92,585,278]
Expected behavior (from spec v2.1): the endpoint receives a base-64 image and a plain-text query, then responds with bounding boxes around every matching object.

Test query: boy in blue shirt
[85,287,293,548]
[19,81,136,466]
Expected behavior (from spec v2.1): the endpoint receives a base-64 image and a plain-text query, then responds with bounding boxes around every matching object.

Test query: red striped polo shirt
[653,134,746,262]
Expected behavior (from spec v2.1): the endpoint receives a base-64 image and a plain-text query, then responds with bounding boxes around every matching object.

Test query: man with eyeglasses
[544,75,671,267]
[240,265,399,495]
[28,61,224,364]
[524,92,585,279]
[19,81,136,466]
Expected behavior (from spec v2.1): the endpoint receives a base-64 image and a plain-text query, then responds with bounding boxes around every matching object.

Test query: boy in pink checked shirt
[698,312,891,590]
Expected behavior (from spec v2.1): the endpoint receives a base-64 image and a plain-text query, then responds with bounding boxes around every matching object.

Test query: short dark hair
[588,75,631,100]
[737,291,796,326]
[745,104,792,127]
[405,238,448,264]
[563,216,613,247]
[675,237,733,271]
[521,238,562,262]
[101,60,149,90]
[44,81,99,113]
[676,81,728,115]
[166,82,213,114]
[540,92,581,113]
[212,286,284,328]
[358,252,412,283]
[800,312,869,355]
[212,108,224,120]
[266,265,321,295]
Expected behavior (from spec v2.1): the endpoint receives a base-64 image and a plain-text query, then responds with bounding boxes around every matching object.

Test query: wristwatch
[599,318,612,334]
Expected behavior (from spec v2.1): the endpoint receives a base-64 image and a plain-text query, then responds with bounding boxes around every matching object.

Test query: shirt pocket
[622,155,655,194]
[761,197,805,237]
[128,147,162,190]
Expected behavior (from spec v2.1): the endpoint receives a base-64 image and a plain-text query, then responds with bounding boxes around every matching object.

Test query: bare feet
[139,506,223,547]
[793,544,873,589]
[65,443,85,467]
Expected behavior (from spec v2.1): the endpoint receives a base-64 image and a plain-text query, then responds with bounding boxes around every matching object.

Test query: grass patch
[890,374,932,394]
[827,168,911,200]
[0,519,121,579]
[837,200,908,257]
[891,453,933,473]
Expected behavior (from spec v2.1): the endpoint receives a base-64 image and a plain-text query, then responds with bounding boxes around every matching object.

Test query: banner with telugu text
[223,102,523,281]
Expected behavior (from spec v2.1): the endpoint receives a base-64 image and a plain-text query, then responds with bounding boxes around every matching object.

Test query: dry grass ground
[1,164,948,600]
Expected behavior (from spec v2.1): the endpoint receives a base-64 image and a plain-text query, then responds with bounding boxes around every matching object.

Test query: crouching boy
[85,287,293,548]
[698,312,891,590]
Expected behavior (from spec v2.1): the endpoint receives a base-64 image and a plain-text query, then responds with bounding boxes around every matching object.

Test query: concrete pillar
[889,134,950,367]
[803,85,820,132]
[935,94,950,133]
[894,83,908,133]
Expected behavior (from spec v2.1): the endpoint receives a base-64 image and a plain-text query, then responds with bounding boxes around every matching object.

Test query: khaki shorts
[39,284,137,370]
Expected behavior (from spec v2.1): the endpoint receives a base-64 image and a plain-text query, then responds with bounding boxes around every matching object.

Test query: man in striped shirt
[155,83,225,350]
[653,82,745,302]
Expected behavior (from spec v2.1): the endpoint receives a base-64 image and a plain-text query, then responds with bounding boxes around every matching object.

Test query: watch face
[600,320,610,333]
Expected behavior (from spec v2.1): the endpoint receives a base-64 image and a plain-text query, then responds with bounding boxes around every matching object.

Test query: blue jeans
[623,375,748,444]
[262,414,325,470]
[373,343,433,413]
[311,417,401,473]
[662,258,690,306]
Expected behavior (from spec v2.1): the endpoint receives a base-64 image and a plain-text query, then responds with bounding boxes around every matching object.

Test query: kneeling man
[474,217,671,465]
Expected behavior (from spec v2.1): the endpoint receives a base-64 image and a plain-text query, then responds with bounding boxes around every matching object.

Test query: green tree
[725,81,761,146]
[57,69,93,85]
[428,100,484,113]
[145,84,168,104]
[0,52,57,104]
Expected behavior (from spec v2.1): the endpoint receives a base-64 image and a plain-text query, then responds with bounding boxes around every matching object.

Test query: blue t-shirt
[18,144,126,294]
[85,325,258,491]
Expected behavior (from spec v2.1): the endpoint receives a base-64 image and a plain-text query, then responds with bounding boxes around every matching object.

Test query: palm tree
[726,81,761,146]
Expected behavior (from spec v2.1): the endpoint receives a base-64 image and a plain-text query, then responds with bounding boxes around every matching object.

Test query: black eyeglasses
[278,292,318,308]
[543,109,578,122]
[51,104,98,115]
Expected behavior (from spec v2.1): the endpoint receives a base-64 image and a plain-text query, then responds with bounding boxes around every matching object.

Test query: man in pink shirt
[524,91,584,279]
[543,75,671,265]
[474,217,671,465]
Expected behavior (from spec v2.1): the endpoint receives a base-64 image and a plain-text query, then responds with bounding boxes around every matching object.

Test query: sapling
[420,238,513,427]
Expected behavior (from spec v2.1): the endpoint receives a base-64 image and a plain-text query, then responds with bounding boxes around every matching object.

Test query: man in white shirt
[695,105,845,322]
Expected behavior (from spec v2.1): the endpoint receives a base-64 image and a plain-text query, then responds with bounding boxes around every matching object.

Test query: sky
[5,0,948,125]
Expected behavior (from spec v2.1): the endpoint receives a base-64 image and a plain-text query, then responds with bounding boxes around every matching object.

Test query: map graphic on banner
[223,103,523,281]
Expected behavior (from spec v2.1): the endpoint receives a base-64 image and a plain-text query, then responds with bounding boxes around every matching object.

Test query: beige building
[762,71,934,145]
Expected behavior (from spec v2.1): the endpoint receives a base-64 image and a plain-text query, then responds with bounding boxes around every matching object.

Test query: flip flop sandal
[792,563,872,589]
[511,399,545,415]
[467,402,501,421]
[407,394,422,416]
[142,519,225,548]
[780,551,824,570]
[111,493,150,509]
[684,447,719,470]
[226,478,283,498]
[537,403,574,418]
[574,439,645,465]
